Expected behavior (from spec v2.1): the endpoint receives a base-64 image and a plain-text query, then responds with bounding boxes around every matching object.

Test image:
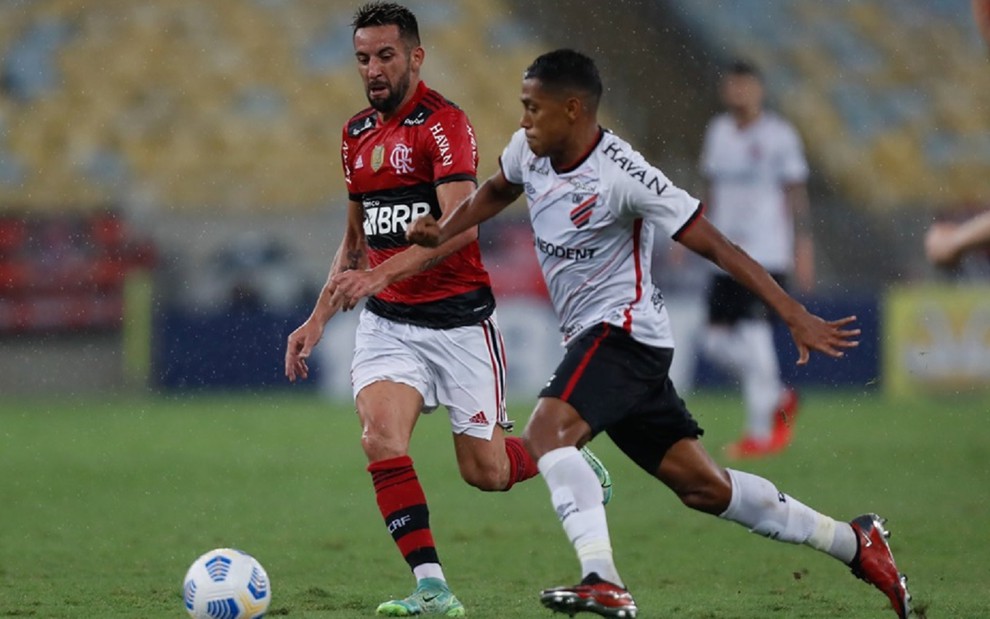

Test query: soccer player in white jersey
[406,49,911,619]
[698,60,812,459]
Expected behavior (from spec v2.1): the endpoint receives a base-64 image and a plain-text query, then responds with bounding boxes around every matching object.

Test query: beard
[367,71,411,114]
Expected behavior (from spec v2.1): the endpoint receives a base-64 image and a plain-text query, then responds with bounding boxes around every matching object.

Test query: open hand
[285,320,324,382]
[788,313,860,365]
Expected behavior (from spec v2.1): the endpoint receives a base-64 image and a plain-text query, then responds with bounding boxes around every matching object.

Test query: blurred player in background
[924,0,990,266]
[698,60,812,459]
[284,3,609,616]
[925,209,990,267]
[408,49,911,619]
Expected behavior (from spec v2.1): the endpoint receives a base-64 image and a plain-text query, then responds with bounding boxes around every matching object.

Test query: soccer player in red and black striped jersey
[284,4,610,616]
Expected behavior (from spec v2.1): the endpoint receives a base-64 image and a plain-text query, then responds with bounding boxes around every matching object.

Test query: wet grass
[0,389,986,618]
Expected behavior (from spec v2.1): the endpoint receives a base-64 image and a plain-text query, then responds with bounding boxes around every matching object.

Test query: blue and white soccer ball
[183,548,271,619]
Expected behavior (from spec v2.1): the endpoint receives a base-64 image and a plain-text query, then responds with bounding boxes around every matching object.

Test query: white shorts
[351,309,509,439]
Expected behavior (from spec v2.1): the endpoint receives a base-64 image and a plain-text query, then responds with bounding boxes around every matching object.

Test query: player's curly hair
[352,2,421,48]
[524,49,603,111]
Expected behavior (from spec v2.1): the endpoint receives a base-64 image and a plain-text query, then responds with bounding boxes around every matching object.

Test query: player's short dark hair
[725,59,762,80]
[524,49,603,110]
[352,1,420,48]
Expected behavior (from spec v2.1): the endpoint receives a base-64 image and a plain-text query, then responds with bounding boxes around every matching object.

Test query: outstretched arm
[407,169,524,248]
[677,215,859,364]
[285,200,366,382]
[925,209,990,267]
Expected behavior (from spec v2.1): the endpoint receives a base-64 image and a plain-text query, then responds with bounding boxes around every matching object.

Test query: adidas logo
[468,411,488,425]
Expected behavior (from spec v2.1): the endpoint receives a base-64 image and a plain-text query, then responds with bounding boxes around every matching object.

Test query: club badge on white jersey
[499,128,703,348]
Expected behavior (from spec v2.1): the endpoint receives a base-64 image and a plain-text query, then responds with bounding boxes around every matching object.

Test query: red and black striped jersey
[341,81,494,329]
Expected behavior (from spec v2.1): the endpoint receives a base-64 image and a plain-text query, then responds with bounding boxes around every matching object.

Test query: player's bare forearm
[410,171,522,247]
[310,203,367,324]
[680,217,801,318]
[950,210,990,254]
[377,225,478,283]
[678,216,858,362]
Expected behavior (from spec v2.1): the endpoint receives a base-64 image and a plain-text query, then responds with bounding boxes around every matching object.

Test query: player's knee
[459,460,506,492]
[522,401,588,460]
[360,428,408,462]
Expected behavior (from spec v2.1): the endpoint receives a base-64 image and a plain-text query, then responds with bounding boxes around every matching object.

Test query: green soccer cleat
[580,446,613,505]
[376,577,465,617]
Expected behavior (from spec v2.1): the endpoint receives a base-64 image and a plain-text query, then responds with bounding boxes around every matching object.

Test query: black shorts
[539,322,703,474]
[706,273,788,325]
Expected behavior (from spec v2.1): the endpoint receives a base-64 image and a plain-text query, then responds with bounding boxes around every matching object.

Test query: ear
[410,45,425,72]
[564,96,584,122]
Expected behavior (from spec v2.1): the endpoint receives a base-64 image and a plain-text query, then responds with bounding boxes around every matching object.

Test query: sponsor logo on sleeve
[603,141,668,196]
[429,122,453,167]
[350,116,375,137]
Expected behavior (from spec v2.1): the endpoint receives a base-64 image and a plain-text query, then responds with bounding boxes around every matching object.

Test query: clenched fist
[406,214,441,247]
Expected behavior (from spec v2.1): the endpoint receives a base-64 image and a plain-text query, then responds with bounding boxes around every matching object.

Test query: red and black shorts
[539,322,703,474]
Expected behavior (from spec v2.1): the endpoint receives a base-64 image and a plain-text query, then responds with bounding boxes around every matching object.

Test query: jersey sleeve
[611,145,703,239]
[498,129,529,185]
[777,122,809,184]
[425,107,478,186]
[341,125,357,199]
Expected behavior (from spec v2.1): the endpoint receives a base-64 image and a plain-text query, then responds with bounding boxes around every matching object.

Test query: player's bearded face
[366,64,411,114]
[353,26,419,115]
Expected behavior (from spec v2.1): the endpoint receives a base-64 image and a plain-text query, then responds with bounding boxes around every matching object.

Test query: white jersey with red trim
[499,128,702,348]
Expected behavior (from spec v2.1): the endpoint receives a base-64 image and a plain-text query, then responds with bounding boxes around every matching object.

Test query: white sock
[738,321,784,441]
[720,469,858,564]
[412,563,445,582]
[538,447,623,586]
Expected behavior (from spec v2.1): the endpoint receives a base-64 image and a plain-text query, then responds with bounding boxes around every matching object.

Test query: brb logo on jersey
[389,143,415,174]
[363,200,431,236]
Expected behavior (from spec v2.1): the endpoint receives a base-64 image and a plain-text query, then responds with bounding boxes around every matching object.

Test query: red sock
[367,455,440,570]
[503,436,539,490]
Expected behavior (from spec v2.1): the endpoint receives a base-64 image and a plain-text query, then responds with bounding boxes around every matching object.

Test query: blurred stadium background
[3,2,990,618]
[1,0,988,399]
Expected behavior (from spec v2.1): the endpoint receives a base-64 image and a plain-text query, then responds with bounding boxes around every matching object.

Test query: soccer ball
[183,548,271,619]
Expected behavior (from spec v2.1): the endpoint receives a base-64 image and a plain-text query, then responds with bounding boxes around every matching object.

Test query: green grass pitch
[1,388,987,618]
